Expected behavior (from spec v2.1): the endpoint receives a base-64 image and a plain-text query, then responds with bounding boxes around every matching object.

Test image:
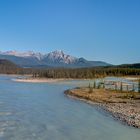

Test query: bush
[88,87,93,93]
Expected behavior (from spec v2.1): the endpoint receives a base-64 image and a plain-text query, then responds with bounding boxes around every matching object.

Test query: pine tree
[88,83,91,88]
[93,81,96,88]
[138,79,140,93]
[126,85,129,92]
[132,84,134,91]
[120,82,123,92]
[103,82,105,89]
[115,83,117,91]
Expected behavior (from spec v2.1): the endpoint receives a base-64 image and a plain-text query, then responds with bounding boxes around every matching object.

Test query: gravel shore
[103,103,140,128]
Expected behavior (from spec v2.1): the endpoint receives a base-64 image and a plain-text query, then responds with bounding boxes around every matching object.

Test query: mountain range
[0,50,111,68]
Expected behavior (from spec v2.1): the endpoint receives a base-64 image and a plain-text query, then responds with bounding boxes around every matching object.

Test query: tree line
[36,67,140,79]
[0,59,140,78]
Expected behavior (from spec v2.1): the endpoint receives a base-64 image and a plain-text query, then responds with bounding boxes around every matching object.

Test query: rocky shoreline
[65,88,140,128]
[102,103,140,128]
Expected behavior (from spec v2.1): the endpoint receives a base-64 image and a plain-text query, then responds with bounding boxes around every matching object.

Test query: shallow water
[0,75,139,140]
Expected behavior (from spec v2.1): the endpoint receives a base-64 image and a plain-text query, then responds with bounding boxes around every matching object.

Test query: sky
[0,0,140,65]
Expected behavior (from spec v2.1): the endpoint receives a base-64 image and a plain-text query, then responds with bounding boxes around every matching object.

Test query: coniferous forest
[37,67,140,78]
[0,59,140,78]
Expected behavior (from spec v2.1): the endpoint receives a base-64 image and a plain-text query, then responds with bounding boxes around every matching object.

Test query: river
[0,75,139,140]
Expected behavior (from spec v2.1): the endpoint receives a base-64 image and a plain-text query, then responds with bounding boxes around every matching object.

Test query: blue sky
[0,0,140,64]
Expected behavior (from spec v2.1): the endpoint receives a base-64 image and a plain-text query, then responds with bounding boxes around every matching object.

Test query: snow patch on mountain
[0,50,78,63]
[0,50,45,60]
[45,50,77,64]
[0,50,110,67]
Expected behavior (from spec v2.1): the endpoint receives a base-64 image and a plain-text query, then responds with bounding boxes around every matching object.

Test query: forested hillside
[0,59,35,74]
[0,59,140,78]
[37,67,140,78]
[0,59,20,74]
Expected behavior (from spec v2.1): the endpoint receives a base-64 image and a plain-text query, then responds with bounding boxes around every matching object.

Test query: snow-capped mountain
[0,50,111,68]
[0,50,44,60]
[44,50,77,64]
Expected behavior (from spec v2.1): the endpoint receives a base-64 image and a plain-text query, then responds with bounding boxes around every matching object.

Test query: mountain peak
[50,50,64,56]
[46,50,77,64]
[3,50,18,55]
[53,50,64,53]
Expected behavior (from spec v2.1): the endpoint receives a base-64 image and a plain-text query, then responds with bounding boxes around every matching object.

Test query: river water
[0,75,139,140]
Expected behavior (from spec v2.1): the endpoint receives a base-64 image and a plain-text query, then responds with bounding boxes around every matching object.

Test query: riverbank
[11,76,96,83]
[12,77,65,83]
[123,76,140,82]
[65,87,140,128]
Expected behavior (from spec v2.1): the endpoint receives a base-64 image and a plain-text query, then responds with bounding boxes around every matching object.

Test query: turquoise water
[0,75,139,140]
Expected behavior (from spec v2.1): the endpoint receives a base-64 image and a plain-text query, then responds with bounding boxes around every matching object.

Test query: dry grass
[65,87,140,104]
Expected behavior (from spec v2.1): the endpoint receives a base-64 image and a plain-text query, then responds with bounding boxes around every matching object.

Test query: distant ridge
[0,59,20,73]
[0,59,19,68]
[0,50,111,68]
[114,63,140,69]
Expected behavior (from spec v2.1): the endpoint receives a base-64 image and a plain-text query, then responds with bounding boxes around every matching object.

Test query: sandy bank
[124,77,139,82]
[12,78,65,83]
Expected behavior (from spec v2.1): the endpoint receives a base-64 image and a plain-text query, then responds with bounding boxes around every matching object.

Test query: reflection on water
[0,75,140,140]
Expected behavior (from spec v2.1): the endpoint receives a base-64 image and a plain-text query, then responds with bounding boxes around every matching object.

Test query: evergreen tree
[120,82,123,91]
[88,83,91,88]
[126,85,129,92]
[132,84,135,92]
[138,79,140,93]
[103,82,105,89]
[93,81,96,88]
[115,83,117,91]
